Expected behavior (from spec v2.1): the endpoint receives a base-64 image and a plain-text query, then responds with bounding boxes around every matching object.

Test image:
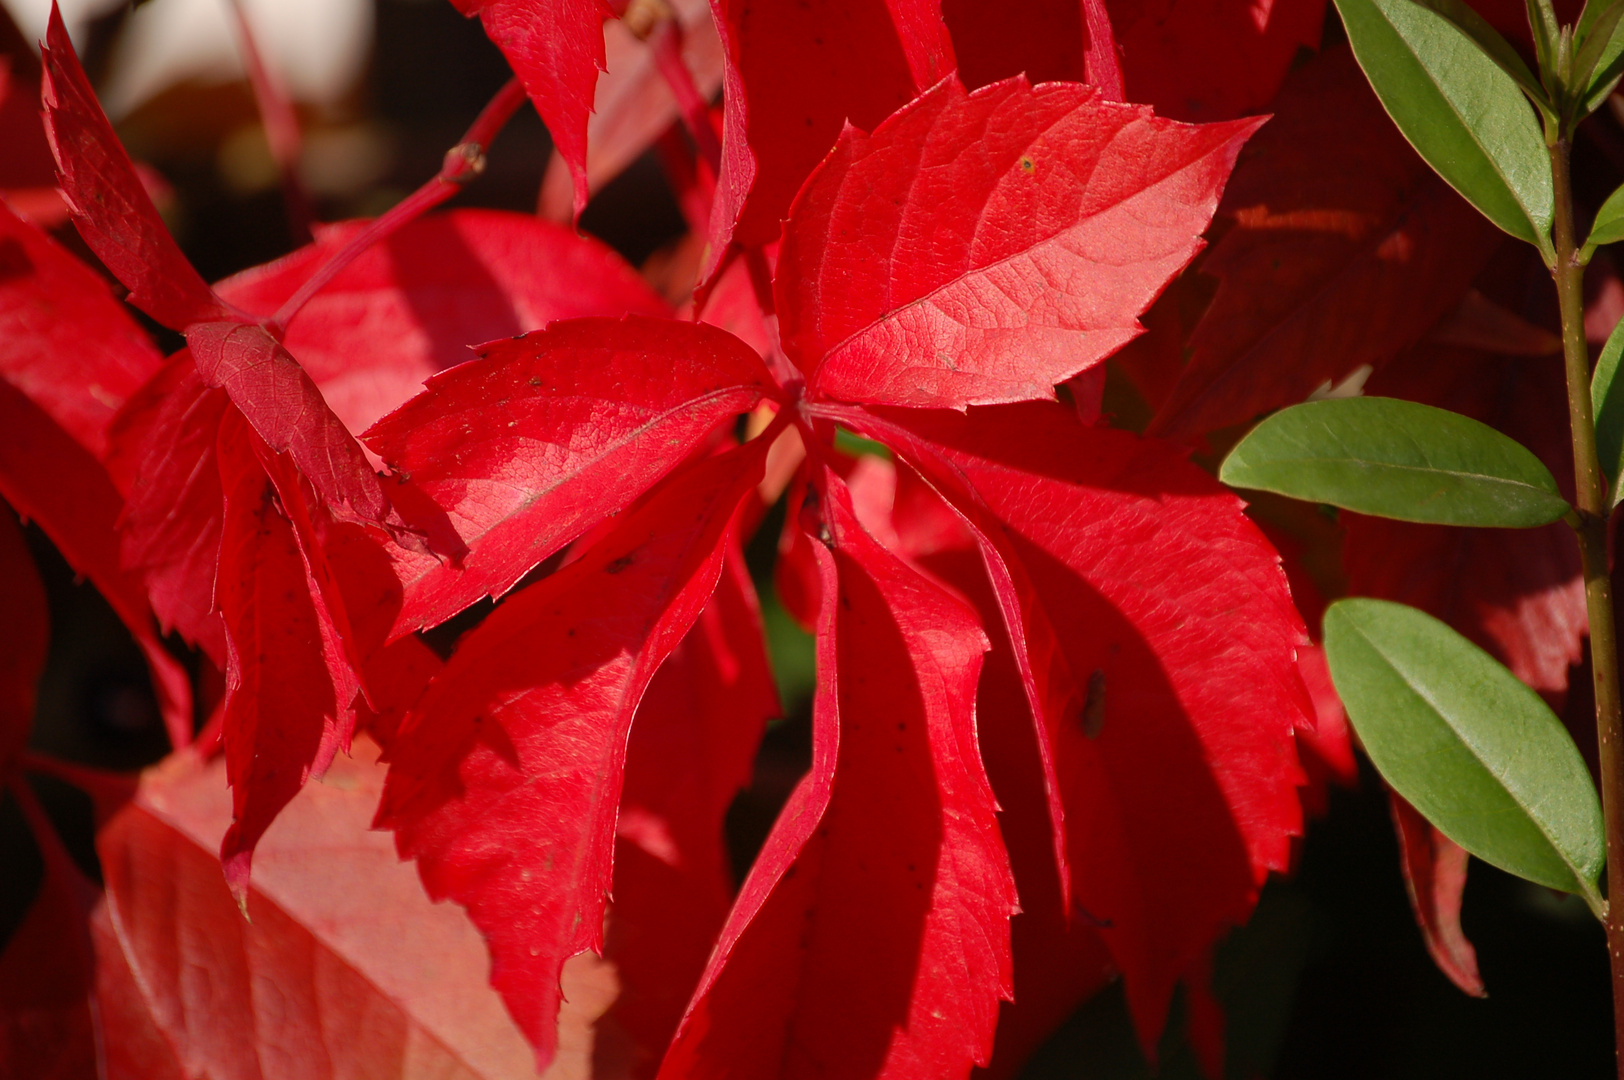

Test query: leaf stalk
[1552,133,1624,1077]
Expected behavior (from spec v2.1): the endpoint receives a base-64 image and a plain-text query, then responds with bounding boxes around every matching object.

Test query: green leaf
[1578,0,1619,42]
[1591,313,1624,505]
[1529,0,1561,78]
[1324,599,1605,904]
[1579,5,1624,114]
[1335,0,1555,257]
[1586,181,1624,256]
[1417,0,1554,116]
[1219,397,1571,527]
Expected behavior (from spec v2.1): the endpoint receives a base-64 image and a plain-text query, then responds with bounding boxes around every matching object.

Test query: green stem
[1552,136,1624,1078]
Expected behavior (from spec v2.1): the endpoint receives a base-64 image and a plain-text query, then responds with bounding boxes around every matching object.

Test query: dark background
[1,1,1616,1076]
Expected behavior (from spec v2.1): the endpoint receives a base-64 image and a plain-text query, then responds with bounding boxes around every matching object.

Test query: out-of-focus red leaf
[214,209,669,437]
[0,14,64,219]
[94,737,618,1079]
[0,377,192,748]
[1427,288,1562,356]
[539,0,725,220]
[780,77,1260,410]
[700,0,952,282]
[660,466,1016,1080]
[1294,643,1358,820]
[0,201,162,459]
[106,354,230,664]
[38,6,231,330]
[839,401,1309,1049]
[608,539,778,1073]
[1343,348,1584,701]
[0,792,98,1080]
[0,510,46,772]
[377,440,766,1070]
[363,316,774,635]
[943,0,1324,121]
[453,0,614,220]
[187,320,395,530]
[214,409,357,895]
[1151,46,1504,439]
[1389,791,1486,998]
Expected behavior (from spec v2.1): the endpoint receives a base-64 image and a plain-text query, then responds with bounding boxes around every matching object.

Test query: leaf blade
[1334,0,1554,254]
[1219,397,1571,527]
[1593,312,1624,505]
[1324,597,1605,899]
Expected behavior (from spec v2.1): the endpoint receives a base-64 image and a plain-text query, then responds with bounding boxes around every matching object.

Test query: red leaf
[187,320,395,529]
[0,376,192,748]
[1151,46,1504,439]
[1389,791,1486,998]
[93,738,617,1079]
[1294,643,1358,820]
[837,400,1309,1047]
[0,509,46,773]
[213,209,669,437]
[660,465,1016,1080]
[454,0,614,221]
[538,0,726,219]
[38,5,231,330]
[1343,348,1584,700]
[943,0,1325,121]
[608,538,778,1070]
[214,409,358,894]
[363,316,775,635]
[701,0,952,280]
[376,439,767,1070]
[105,354,230,664]
[0,200,162,459]
[0,798,97,1080]
[779,77,1260,409]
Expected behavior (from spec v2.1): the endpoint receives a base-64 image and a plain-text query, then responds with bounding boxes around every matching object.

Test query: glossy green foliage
[1584,180,1624,258]
[1591,312,1624,505]
[1576,0,1624,113]
[1219,397,1571,526]
[1334,0,1555,256]
[1324,599,1606,902]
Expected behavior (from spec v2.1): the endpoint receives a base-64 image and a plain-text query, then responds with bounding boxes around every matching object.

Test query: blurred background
[0,1,1616,1075]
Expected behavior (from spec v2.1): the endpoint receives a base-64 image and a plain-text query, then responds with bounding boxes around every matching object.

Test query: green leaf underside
[1219,397,1570,527]
[1335,0,1554,254]
[1579,0,1624,112]
[1325,599,1605,897]
[1592,314,1624,505]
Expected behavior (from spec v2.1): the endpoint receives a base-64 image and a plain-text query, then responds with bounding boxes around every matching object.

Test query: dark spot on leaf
[606,555,635,574]
[1081,669,1106,738]
[1019,156,1035,174]
[0,239,33,282]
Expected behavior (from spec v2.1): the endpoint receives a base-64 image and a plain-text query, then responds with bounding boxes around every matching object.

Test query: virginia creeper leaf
[1584,181,1624,260]
[1344,347,1584,700]
[0,796,97,1080]
[214,409,358,895]
[539,0,725,219]
[95,739,617,1079]
[377,439,766,1070]
[609,539,778,1069]
[1220,397,1572,527]
[1324,597,1606,901]
[0,509,46,773]
[451,0,613,221]
[0,200,162,459]
[942,0,1327,122]
[1151,46,1504,439]
[778,76,1261,410]
[213,209,668,437]
[826,400,1310,1049]
[0,377,192,748]
[700,0,953,281]
[1389,790,1487,997]
[186,320,396,530]
[105,354,230,664]
[362,316,774,635]
[38,5,232,330]
[660,465,1017,1079]
[1334,0,1555,256]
